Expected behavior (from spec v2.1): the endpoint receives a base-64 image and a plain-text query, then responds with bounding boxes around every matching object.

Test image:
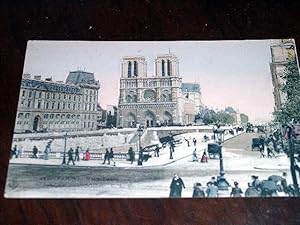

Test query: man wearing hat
[230,181,243,197]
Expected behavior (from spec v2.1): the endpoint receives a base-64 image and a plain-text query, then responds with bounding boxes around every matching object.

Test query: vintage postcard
[4,40,300,198]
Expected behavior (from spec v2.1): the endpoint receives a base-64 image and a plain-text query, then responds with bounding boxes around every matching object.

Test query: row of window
[121,80,172,89]
[125,94,171,103]
[21,90,97,102]
[17,112,96,120]
[16,120,95,129]
[20,99,97,111]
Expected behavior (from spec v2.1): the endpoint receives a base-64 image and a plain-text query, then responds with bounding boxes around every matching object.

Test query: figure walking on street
[193,138,197,146]
[128,147,135,164]
[206,181,218,198]
[109,148,116,166]
[32,146,38,159]
[169,174,185,198]
[74,146,80,161]
[67,148,75,165]
[155,145,160,157]
[102,149,110,164]
[192,183,205,198]
[230,181,243,197]
[200,151,208,163]
[169,143,173,159]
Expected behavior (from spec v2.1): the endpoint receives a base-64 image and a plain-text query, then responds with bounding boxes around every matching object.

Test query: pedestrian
[206,181,218,198]
[127,147,135,164]
[185,138,190,147]
[169,174,185,198]
[19,146,24,158]
[74,146,80,161]
[109,148,116,166]
[67,148,75,165]
[200,151,208,163]
[192,149,198,162]
[192,183,205,198]
[204,135,209,142]
[32,145,38,159]
[102,149,110,164]
[84,149,91,160]
[154,145,160,157]
[10,145,17,159]
[207,176,218,187]
[169,143,173,159]
[251,175,260,187]
[170,141,175,152]
[193,138,197,146]
[230,181,243,197]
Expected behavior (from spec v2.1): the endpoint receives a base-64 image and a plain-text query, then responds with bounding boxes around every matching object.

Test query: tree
[273,58,300,196]
[212,111,235,125]
[274,59,300,123]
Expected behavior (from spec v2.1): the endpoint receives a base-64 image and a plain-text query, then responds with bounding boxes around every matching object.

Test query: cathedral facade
[118,53,198,128]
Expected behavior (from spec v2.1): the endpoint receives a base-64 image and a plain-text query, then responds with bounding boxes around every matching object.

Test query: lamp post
[62,132,68,165]
[137,126,143,166]
[213,125,229,191]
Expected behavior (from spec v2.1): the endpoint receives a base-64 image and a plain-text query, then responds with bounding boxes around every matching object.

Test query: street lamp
[62,132,68,165]
[213,125,230,191]
[137,126,143,166]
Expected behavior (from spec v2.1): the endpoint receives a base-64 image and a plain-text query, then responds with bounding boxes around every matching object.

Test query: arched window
[128,61,132,78]
[161,60,165,76]
[167,60,171,76]
[133,61,138,76]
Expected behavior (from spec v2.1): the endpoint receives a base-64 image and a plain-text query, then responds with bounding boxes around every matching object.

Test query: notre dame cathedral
[117,53,202,128]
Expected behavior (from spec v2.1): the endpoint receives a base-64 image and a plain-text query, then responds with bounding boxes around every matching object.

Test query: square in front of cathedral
[5,40,300,198]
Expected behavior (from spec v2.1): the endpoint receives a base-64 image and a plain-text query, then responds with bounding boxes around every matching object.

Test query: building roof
[21,78,82,94]
[66,70,98,85]
[181,83,200,92]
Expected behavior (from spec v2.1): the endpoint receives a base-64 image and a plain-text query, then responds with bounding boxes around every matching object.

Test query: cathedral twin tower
[118,53,183,128]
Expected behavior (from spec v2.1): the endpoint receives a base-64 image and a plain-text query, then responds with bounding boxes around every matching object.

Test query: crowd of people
[169,173,294,198]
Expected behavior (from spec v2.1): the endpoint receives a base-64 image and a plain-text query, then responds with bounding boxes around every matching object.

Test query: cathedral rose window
[143,90,156,102]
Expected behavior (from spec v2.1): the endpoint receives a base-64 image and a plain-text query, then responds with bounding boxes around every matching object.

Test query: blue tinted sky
[24,40,275,122]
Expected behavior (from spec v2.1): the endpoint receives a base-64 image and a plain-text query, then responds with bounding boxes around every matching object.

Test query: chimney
[23,74,31,79]
[34,75,42,80]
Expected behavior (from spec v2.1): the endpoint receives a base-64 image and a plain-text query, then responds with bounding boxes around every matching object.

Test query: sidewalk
[9,132,242,168]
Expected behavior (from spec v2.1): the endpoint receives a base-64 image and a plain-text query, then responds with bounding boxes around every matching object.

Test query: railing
[15,151,128,160]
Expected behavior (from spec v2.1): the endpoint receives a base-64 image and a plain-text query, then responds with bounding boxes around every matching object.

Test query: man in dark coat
[32,146,38,159]
[128,147,135,164]
[169,174,185,198]
[102,149,110,165]
[67,148,75,165]
[154,145,160,157]
[192,183,205,198]
[109,148,116,166]
[206,182,218,198]
[230,181,243,197]
[74,146,80,161]
[193,138,197,146]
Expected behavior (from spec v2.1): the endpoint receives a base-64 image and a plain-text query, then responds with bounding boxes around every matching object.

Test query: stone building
[270,39,297,110]
[118,54,183,128]
[14,70,100,133]
[181,83,203,124]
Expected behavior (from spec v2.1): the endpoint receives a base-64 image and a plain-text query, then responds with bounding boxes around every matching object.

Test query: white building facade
[14,71,100,133]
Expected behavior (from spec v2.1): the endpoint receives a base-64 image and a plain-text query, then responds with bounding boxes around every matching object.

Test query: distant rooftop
[66,70,97,85]
[181,83,200,92]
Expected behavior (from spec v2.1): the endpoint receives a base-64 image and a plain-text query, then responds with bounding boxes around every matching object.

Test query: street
[5,132,291,198]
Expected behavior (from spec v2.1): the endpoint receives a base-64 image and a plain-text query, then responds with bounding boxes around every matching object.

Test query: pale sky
[23,40,276,122]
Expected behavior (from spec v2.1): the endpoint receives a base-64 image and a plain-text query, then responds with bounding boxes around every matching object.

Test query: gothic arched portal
[143,110,156,127]
[162,111,173,126]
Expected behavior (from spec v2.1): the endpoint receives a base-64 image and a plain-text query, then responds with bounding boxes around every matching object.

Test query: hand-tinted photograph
[4,39,300,198]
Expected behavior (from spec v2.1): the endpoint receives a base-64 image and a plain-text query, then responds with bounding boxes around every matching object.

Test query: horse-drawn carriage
[251,137,265,151]
[207,143,221,159]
